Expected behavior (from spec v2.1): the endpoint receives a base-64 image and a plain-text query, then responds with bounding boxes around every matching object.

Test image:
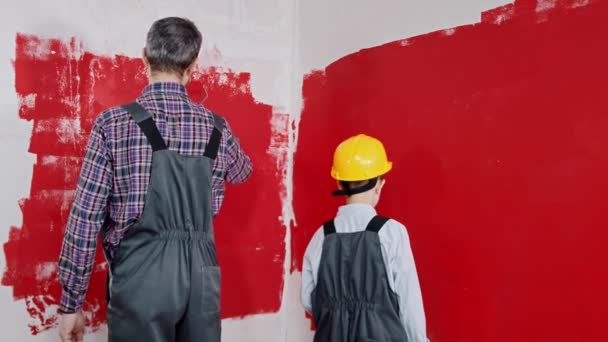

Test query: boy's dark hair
[335,176,383,197]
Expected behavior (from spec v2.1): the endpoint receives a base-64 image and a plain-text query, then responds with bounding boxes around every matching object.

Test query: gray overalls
[104,102,224,342]
[312,216,407,342]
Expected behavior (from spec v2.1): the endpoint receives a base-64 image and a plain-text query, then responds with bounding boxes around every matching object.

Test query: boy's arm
[392,225,430,342]
[301,228,324,314]
[58,117,112,313]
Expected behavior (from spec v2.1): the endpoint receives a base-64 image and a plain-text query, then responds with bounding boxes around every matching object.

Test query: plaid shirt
[58,82,252,313]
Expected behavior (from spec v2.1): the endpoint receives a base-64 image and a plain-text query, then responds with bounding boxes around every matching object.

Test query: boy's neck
[345,196,375,207]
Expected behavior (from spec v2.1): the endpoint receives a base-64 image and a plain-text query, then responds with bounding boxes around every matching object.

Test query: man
[301,134,429,342]
[58,17,252,342]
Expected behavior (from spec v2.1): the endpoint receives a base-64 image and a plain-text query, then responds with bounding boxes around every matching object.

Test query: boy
[301,134,429,342]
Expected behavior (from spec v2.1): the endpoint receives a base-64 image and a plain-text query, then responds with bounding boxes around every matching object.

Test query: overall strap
[365,216,390,233]
[122,102,167,152]
[323,220,337,236]
[203,114,225,160]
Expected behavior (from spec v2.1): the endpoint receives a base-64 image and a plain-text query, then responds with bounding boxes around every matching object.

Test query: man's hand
[59,311,85,342]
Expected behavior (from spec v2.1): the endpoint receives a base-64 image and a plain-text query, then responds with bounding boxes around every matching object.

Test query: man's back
[57,17,253,342]
[58,81,251,313]
[95,82,252,250]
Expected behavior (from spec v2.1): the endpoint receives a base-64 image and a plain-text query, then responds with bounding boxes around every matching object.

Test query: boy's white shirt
[301,203,430,342]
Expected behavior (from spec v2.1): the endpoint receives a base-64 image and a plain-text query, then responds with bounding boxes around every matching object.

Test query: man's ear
[182,59,198,84]
[186,60,196,74]
[142,48,150,68]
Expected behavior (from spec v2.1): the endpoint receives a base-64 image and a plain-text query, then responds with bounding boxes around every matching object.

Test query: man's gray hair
[145,17,202,75]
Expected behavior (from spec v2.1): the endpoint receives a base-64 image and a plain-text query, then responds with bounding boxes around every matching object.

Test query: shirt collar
[141,82,188,97]
[337,203,377,217]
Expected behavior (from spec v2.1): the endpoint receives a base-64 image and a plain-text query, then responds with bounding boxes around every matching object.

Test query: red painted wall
[293,0,608,340]
[2,34,286,334]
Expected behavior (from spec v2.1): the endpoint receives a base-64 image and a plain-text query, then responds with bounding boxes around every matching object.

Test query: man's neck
[148,72,186,85]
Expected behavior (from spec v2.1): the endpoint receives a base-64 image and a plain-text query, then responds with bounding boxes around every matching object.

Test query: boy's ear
[376,178,386,193]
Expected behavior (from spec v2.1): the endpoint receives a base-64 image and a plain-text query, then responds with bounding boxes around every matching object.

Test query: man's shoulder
[183,99,218,117]
[182,100,230,128]
[94,104,130,128]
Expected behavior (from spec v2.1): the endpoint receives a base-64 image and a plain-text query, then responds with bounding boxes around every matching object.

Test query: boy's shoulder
[372,215,407,231]
[375,216,410,242]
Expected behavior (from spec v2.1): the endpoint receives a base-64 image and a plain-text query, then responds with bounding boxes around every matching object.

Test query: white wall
[0,1,296,341]
[0,0,510,340]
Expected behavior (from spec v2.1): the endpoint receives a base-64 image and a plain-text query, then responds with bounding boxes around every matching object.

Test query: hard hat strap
[332,177,378,197]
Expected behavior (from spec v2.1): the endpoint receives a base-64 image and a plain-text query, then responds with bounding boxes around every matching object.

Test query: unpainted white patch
[67,38,84,61]
[19,94,36,109]
[95,262,108,272]
[489,5,515,25]
[267,112,290,157]
[41,155,59,165]
[442,28,456,36]
[61,190,77,213]
[56,118,81,145]
[399,39,411,47]
[283,272,316,342]
[229,79,238,90]
[267,111,291,231]
[571,0,590,8]
[35,262,57,282]
[25,295,58,329]
[222,312,284,341]
[23,37,53,59]
[536,0,557,12]
[61,94,80,112]
[493,13,510,25]
[218,73,229,85]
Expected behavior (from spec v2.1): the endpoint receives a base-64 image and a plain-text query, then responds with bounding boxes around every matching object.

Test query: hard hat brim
[331,162,393,181]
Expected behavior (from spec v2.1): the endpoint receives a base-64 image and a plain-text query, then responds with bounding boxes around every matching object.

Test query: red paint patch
[294,0,608,341]
[3,34,286,334]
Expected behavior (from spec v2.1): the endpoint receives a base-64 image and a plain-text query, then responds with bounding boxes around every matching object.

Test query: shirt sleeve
[57,116,112,313]
[301,228,324,314]
[222,119,252,184]
[392,224,430,342]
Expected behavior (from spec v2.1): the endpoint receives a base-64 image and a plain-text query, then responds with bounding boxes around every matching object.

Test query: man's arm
[392,225,430,342]
[58,117,112,313]
[223,120,252,184]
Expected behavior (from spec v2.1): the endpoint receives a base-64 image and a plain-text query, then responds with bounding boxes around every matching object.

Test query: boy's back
[301,134,429,342]
[302,204,428,342]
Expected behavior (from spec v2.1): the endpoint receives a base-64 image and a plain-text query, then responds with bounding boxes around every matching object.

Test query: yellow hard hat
[331,134,393,181]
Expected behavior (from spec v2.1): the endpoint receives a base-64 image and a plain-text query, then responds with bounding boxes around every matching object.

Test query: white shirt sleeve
[301,227,324,314]
[391,223,430,342]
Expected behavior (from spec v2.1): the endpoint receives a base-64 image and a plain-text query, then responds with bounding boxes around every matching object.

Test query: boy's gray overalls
[104,102,224,342]
[312,216,407,342]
